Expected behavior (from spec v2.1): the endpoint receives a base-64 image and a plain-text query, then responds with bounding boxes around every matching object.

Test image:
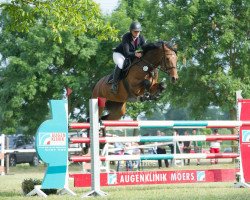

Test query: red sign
[239,99,250,183]
[70,169,238,187]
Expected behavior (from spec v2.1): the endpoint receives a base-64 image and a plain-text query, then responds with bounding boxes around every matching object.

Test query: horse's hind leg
[105,101,126,120]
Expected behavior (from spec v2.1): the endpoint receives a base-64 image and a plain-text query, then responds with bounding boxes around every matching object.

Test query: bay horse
[92,41,178,120]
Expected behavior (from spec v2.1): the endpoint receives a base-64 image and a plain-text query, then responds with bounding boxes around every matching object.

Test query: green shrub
[22,178,57,195]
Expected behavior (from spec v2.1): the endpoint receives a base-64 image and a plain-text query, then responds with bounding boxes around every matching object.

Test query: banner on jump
[70,169,238,187]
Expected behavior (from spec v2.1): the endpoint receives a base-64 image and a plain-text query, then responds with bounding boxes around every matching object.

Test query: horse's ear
[165,41,177,53]
[171,37,180,44]
[172,44,178,52]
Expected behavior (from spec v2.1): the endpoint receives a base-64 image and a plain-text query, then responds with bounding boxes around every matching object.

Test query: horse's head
[160,41,178,83]
[142,41,178,83]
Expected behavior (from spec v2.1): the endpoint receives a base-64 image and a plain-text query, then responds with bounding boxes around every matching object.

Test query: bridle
[123,41,177,99]
[159,41,177,74]
[139,41,177,74]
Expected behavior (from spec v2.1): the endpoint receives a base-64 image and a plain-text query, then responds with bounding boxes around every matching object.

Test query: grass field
[0,161,250,200]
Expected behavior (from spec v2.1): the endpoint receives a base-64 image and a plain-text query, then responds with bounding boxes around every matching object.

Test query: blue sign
[196,171,205,181]
[242,130,250,143]
[108,173,117,185]
[35,100,68,189]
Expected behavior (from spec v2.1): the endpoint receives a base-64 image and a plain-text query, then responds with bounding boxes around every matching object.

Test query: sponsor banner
[70,169,238,187]
[239,99,250,182]
[38,132,67,150]
[240,129,250,182]
[35,100,69,189]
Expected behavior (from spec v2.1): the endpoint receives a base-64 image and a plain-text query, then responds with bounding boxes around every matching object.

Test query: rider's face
[132,30,140,38]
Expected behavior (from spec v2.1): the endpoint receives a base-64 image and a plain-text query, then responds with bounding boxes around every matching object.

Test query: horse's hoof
[159,82,167,91]
[150,96,157,100]
[140,96,146,102]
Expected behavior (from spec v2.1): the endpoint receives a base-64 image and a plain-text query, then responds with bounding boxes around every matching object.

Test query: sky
[94,0,119,14]
[0,1,119,14]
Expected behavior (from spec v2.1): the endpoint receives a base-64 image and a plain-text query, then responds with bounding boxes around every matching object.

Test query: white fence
[0,134,5,175]
[0,133,82,176]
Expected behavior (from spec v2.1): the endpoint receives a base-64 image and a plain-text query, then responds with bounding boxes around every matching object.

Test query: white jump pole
[82,99,107,197]
[0,134,5,175]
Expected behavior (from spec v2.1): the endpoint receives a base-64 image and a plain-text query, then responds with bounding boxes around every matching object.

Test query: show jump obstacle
[0,134,5,175]
[28,95,250,197]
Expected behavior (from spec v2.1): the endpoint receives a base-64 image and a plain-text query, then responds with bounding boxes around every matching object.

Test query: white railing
[4,147,82,154]
[0,134,82,176]
[0,134,5,175]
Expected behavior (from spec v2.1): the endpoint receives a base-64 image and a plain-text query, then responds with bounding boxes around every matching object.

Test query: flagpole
[66,87,73,118]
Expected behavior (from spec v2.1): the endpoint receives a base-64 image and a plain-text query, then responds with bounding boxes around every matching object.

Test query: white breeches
[113,52,125,69]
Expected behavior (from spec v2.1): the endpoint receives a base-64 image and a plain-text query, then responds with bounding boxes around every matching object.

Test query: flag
[66,88,72,97]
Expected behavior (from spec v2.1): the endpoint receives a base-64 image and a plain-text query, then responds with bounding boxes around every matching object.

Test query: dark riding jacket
[113,32,146,60]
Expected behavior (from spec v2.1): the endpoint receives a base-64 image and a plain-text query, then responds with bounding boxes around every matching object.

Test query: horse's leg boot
[111,67,121,94]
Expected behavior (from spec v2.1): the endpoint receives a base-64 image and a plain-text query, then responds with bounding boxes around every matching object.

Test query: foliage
[0,11,101,133]
[141,0,250,119]
[0,0,118,42]
[21,178,57,195]
[122,0,148,21]
[0,0,249,134]
[164,99,230,120]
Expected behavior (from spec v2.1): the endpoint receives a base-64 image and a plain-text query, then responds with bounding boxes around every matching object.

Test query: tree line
[0,0,249,134]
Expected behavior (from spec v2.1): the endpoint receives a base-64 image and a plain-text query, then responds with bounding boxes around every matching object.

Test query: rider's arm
[122,34,136,58]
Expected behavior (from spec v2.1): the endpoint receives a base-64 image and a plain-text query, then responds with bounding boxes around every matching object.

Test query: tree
[0,6,117,134]
[0,0,118,42]
[142,0,250,120]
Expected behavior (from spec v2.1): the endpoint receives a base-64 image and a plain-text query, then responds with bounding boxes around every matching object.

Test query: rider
[111,21,146,94]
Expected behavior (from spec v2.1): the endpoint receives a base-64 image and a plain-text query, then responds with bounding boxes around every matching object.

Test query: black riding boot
[111,66,122,94]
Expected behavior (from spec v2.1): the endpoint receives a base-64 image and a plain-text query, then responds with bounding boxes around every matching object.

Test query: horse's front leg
[140,80,166,101]
[149,82,166,98]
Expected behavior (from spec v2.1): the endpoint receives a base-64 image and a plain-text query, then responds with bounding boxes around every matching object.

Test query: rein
[122,42,177,99]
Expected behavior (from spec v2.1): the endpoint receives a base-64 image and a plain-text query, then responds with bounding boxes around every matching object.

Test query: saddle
[107,58,131,84]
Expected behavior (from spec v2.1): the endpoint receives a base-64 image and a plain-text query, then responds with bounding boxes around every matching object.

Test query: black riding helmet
[130,21,142,32]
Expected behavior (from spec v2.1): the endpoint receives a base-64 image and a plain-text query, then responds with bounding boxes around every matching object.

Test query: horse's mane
[142,40,177,54]
[141,41,163,54]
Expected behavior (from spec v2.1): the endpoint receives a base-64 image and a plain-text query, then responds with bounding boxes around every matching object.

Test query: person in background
[170,129,182,166]
[114,141,125,171]
[168,130,177,165]
[156,130,169,168]
[124,142,134,171]
[132,142,141,171]
[183,130,191,165]
[173,129,181,154]
[192,129,203,165]
[210,129,221,164]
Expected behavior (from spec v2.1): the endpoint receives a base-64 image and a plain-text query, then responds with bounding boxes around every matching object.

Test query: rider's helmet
[130,21,142,32]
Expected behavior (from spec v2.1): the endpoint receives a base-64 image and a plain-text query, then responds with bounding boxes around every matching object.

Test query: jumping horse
[92,41,178,120]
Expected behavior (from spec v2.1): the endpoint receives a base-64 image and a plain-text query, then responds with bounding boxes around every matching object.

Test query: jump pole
[70,153,239,162]
[85,96,250,190]
[71,135,239,144]
[82,99,107,197]
[32,94,250,196]
[0,134,5,175]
